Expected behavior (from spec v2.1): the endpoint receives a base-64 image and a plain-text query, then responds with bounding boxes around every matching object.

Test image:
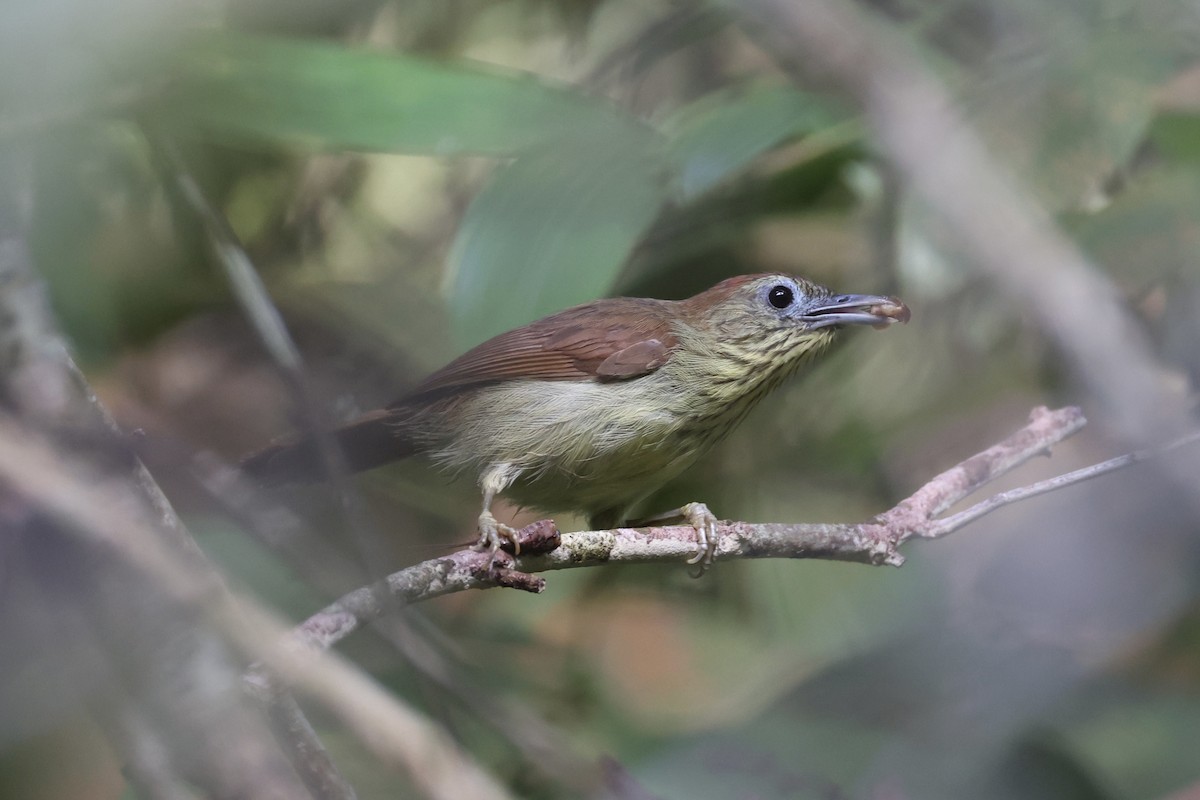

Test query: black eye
[767,284,794,309]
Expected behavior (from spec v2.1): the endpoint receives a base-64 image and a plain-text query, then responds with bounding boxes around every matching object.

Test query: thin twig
[925,428,1200,538]
[110,708,203,800]
[263,690,360,800]
[144,129,388,580]
[145,131,409,799]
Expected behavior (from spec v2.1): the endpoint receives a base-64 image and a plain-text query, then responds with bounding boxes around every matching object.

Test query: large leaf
[151,33,646,155]
[663,85,849,199]
[1149,111,1200,161]
[445,134,668,347]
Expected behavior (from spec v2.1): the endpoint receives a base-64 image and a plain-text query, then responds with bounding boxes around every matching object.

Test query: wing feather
[405,297,678,400]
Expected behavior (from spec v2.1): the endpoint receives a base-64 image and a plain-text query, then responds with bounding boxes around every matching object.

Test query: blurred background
[4,0,1200,798]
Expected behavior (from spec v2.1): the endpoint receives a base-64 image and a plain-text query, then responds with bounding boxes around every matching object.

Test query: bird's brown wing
[242,297,679,482]
[406,297,678,400]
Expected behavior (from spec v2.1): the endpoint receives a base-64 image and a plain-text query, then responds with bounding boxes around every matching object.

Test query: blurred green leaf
[980,734,1115,800]
[1149,111,1200,162]
[152,32,647,155]
[664,85,849,198]
[968,19,1182,209]
[1060,688,1200,799]
[189,517,325,618]
[1072,168,1200,298]
[445,135,668,346]
[27,132,121,363]
[1068,165,1200,289]
[621,141,862,297]
[633,713,884,800]
[30,127,222,364]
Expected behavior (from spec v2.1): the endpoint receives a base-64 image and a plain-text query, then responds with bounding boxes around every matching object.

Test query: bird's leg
[476,463,522,556]
[628,502,720,568]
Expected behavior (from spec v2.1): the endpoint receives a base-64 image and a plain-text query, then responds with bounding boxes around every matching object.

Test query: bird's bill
[800,293,911,330]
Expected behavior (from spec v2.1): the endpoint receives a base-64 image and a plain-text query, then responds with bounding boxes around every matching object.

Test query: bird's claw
[631,501,721,574]
[681,501,719,570]
[475,510,521,557]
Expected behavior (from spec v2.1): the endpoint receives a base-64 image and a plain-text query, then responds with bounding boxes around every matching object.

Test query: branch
[925,427,1200,538]
[0,416,517,800]
[0,142,309,798]
[145,129,400,799]
[731,0,1189,446]
[145,128,389,577]
[109,707,203,800]
[289,405,1097,655]
[262,689,360,800]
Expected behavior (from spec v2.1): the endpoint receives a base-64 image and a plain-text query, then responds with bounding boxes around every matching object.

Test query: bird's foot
[632,501,720,573]
[475,510,521,556]
[680,502,719,570]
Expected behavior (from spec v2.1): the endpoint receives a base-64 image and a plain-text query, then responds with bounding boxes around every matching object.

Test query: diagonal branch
[0,415,517,800]
[924,428,1200,539]
[729,0,1188,446]
[0,139,310,799]
[287,405,1113,656]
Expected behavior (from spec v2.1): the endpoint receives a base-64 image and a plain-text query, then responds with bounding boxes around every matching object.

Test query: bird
[243,273,909,565]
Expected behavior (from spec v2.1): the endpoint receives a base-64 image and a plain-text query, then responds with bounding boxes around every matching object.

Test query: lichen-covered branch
[288,405,1093,655]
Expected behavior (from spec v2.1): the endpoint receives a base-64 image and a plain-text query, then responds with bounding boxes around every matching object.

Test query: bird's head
[680,272,910,373]
[687,272,908,334]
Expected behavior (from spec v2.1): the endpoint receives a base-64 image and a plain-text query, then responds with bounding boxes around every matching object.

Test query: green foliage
[9,1,1200,798]
[664,85,851,199]
[1061,687,1200,798]
[1149,111,1200,162]
[446,136,668,346]
[152,33,639,156]
[1069,165,1200,289]
[148,32,851,344]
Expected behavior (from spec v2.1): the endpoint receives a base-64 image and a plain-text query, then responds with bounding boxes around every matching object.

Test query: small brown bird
[244,273,908,564]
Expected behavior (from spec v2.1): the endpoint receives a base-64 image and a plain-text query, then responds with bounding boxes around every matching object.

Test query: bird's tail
[240,408,420,485]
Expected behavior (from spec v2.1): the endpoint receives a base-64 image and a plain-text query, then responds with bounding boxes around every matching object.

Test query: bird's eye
[767,284,794,309]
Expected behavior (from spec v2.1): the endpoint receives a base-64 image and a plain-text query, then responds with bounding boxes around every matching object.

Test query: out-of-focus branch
[145,129,397,799]
[0,144,82,427]
[0,143,306,798]
[145,130,590,796]
[109,708,203,800]
[262,690,360,800]
[0,416,516,800]
[731,0,1189,445]
[145,129,385,573]
[200,448,599,791]
[286,406,1095,654]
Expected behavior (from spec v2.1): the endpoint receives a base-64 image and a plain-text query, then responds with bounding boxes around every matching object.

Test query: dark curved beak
[800,293,911,330]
